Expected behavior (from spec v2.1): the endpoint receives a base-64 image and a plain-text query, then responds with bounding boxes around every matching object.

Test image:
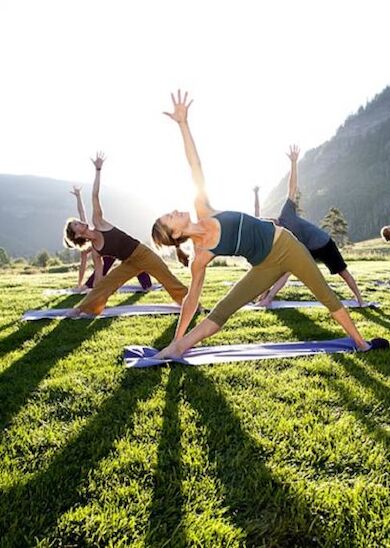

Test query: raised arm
[90,152,110,229]
[164,90,216,219]
[253,185,260,218]
[70,186,88,223]
[286,145,300,203]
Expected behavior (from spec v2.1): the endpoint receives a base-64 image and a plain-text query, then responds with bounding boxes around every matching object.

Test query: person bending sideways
[151,91,388,358]
[256,145,366,308]
[63,152,187,316]
[68,186,152,293]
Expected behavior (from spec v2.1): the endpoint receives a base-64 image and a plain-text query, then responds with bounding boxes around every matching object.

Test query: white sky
[1,0,390,215]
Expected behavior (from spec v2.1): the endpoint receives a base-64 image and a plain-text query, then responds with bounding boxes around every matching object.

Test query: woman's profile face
[160,210,190,234]
[71,220,88,238]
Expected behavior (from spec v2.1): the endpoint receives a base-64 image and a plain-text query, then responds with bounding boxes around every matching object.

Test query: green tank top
[209,211,275,265]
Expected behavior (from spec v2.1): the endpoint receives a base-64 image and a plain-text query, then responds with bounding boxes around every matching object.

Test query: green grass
[0,262,389,547]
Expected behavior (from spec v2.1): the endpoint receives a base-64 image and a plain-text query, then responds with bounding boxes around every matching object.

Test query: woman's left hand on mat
[155,341,183,360]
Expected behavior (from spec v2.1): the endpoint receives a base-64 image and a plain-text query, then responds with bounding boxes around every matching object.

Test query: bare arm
[256,273,291,306]
[286,145,300,203]
[91,249,104,287]
[78,250,89,287]
[91,152,111,229]
[253,186,260,218]
[164,90,216,219]
[70,186,88,223]
[174,256,207,339]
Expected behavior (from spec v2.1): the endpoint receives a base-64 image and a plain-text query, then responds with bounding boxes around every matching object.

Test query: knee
[207,307,229,328]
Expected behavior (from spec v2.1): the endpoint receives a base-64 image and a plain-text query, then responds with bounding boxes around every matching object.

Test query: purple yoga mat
[123,337,358,368]
[22,303,181,321]
[246,300,379,310]
[43,284,162,296]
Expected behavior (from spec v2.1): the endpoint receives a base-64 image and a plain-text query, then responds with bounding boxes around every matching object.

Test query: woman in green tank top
[151,91,387,358]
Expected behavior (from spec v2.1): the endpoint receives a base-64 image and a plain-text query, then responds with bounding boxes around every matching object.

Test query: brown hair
[381,226,390,242]
[63,218,89,249]
[152,218,189,266]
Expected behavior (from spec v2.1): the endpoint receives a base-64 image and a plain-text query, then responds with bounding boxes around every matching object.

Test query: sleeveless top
[208,211,275,266]
[95,226,139,261]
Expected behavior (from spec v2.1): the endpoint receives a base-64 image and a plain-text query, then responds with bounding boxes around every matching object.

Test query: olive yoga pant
[78,243,187,315]
[208,229,342,327]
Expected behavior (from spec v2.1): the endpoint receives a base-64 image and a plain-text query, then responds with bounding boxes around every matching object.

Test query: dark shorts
[309,238,347,275]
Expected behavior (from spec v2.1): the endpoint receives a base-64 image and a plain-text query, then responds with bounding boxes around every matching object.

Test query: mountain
[0,175,159,257]
[263,86,390,242]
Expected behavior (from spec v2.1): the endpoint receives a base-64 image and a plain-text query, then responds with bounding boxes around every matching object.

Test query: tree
[0,247,10,266]
[320,207,350,248]
[33,250,50,267]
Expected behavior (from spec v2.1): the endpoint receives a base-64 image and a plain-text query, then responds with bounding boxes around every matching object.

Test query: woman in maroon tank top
[63,153,187,316]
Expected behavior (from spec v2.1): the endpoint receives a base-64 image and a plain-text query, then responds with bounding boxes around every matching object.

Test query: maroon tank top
[96,226,139,261]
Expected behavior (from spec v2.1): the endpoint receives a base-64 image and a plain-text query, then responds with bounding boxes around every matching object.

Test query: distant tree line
[0,247,81,269]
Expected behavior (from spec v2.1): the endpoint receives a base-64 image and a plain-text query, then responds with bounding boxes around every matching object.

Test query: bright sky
[1,0,390,216]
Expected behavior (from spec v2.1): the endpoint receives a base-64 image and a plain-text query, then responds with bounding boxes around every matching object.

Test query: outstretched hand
[163,89,193,124]
[91,151,106,170]
[154,340,184,360]
[253,185,260,193]
[286,144,300,162]
[70,185,82,197]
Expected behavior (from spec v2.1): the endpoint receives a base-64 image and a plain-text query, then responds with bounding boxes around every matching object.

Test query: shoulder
[94,219,113,231]
[192,248,213,271]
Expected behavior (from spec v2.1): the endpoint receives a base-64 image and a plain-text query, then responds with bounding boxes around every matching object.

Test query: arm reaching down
[91,249,104,287]
[174,256,207,340]
[255,272,291,306]
[77,249,89,288]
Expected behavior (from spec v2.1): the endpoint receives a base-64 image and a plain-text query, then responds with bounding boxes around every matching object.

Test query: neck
[85,228,98,241]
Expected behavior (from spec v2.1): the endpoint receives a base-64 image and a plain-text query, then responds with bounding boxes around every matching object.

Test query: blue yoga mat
[43,284,162,296]
[245,300,379,310]
[123,337,358,368]
[22,303,181,321]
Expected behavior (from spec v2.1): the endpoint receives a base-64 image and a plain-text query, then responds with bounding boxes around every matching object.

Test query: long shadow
[183,366,319,547]
[0,320,178,547]
[269,308,390,447]
[0,368,163,547]
[0,315,117,435]
[0,290,153,436]
[0,295,79,361]
[0,321,18,335]
[359,307,390,332]
[145,367,186,547]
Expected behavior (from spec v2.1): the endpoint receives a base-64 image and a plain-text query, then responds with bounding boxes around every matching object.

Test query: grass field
[0,262,389,547]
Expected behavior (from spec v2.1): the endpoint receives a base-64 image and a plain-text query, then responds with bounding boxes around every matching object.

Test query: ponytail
[152,218,190,266]
[175,244,189,267]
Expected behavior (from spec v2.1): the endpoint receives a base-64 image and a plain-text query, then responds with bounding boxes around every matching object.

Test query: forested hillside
[263,87,390,242]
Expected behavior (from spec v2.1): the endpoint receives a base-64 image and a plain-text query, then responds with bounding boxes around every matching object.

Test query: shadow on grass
[0,291,146,436]
[271,308,390,449]
[0,321,178,547]
[145,367,186,547]
[359,307,390,332]
[0,295,79,361]
[181,366,319,547]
